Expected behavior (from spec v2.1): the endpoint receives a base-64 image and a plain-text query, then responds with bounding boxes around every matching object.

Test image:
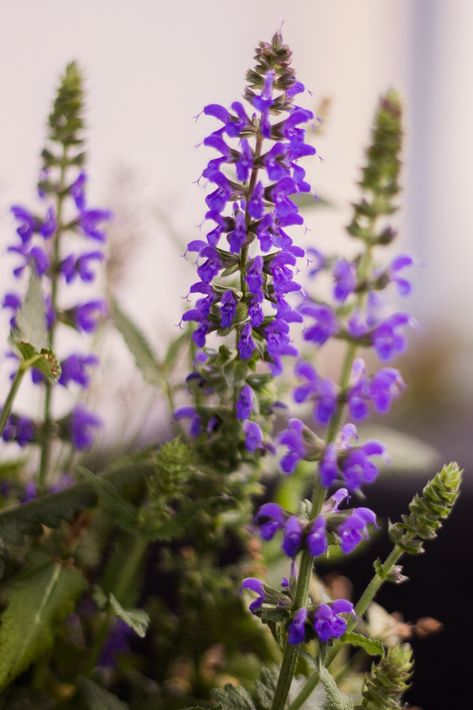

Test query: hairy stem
[38,150,67,487]
[287,544,405,710]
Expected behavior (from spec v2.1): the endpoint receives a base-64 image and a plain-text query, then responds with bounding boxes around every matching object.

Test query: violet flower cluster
[1,63,110,457]
[175,33,316,470]
[241,91,411,653]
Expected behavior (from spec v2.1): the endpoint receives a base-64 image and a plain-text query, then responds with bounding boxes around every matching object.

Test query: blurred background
[0,1,472,707]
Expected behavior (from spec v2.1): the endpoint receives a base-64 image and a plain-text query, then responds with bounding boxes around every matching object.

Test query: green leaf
[77,467,138,532]
[108,593,150,638]
[0,457,154,546]
[0,557,86,689]
[111,299,162,386]
[77,677,129,709]
[14,271,48,351]
[341,632,384,657]
[319,667,354,710]
[211,684,255,709]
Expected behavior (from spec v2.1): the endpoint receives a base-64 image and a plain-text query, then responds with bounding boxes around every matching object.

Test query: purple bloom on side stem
[236,384,253,420]
[1,415,35,447]
[70,405,102,450]
[306,515,328,557]
[254,502,285,541]
[174,406,201,437]
[99,619,133,669]
[341,440,385,490]
[240,577,266,613]
[320,444,341,487]
[78,207,112,242]
[278,418,306,474]
[243,420,263,451]
[282,515,304,557]
[58,354,99,388]
[220,290,237,328]
[72,299,107,333]
[333,259,357,302]
[238,323,256,360]
[70,171,87,209]
[337,507,377,554]
[300,302,338,346]
[388,254,413,296]
[288,607,308,645]
[371,312,411,361]
[313,600,354,643]
[20,481,37,504]
[11,205,38,243]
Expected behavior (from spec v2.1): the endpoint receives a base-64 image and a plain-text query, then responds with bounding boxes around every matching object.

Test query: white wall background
[0,0,472,428]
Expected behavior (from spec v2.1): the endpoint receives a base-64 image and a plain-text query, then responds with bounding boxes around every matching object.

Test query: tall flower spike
[176,33,316,470]
[2,63,110,467]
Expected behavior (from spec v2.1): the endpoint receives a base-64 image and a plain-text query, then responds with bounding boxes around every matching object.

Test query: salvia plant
[0,32,462,710]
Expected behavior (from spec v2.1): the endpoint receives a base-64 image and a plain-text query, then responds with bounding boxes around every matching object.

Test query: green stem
[85,533,148,675]
[287,544,405,710]
[38,150,68,488]
[0,367,26,437]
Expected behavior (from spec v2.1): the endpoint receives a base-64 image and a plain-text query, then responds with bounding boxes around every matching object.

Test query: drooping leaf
[0,457,155,546]
[0,557,86,689]
[14,271,48,351]
[341,632,384,657]
[77,467,138,532]
[108,593,150,638]
[111,299,162,386]
[77,677,129,709]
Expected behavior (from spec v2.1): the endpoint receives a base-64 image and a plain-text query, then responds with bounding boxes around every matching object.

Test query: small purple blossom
[58,354,99,388]
[341,441,385,490]
[78,207,112,242]
[236,384,253,420]
[220,290,237,328]
[313,600,354,643]
[288,607,308,645]
[333,259,357,302]
[282,515,304,557]
[337,507,377,554]
[278,418,306,474]
[174,406,201,437]
[69,405,102,450]
[254,502,285,541]
[238,323,257,360]
[240,577,266,613]
[306,515,328,557]
[243,420,263,451]
[1,415,35,447]
[300,303,338,346]
[72,300,107,333]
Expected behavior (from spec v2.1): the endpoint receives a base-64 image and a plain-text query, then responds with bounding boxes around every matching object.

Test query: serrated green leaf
[211,684,255,709]
[0,557,86,688]
[14,271,48,351]
[0,458,154,546]
[77,677,129,709]
[108,593,149,638]
[320,667,354,710]
[77,467,138,532]
[341,632,384,657]
[111,299,162,386]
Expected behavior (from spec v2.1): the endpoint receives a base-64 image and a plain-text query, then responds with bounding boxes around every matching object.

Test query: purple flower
[99,619,133,668]
[78,208,112,242]
[244,420,263,451]
[301,303,338,346]
[238,323,257,360]
[72,299,107,333]
[337,507,377,554]
[246,255,264,296]
[370,367,405,413]
[333,259,357,302]
[278,418,306,474]
[1,415,35,447]
[288,607,308,645]
[197,246,221,284]
[174,406,201,437]
[306,515,328,557]
[58,354,99,388]
[313,600,354,642]
[371,313,411,361]
[340,441,385,490]
[60,251,104,283]
[70,171,87,209]
[254,502,285,541]
[248,181,265,219]
[20,481,37,504]
[11,205,38,243]
[220,290,237,328]
[293,361,337,425]
[236,384,253,420]
[388,254,413,296]
[228,208,247,253]
[320,444,341,487]
[306,247,325,278]
[70,405,102,450]
[282,515,304,557]
[2,292,21,326]
[240,577,266,613]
